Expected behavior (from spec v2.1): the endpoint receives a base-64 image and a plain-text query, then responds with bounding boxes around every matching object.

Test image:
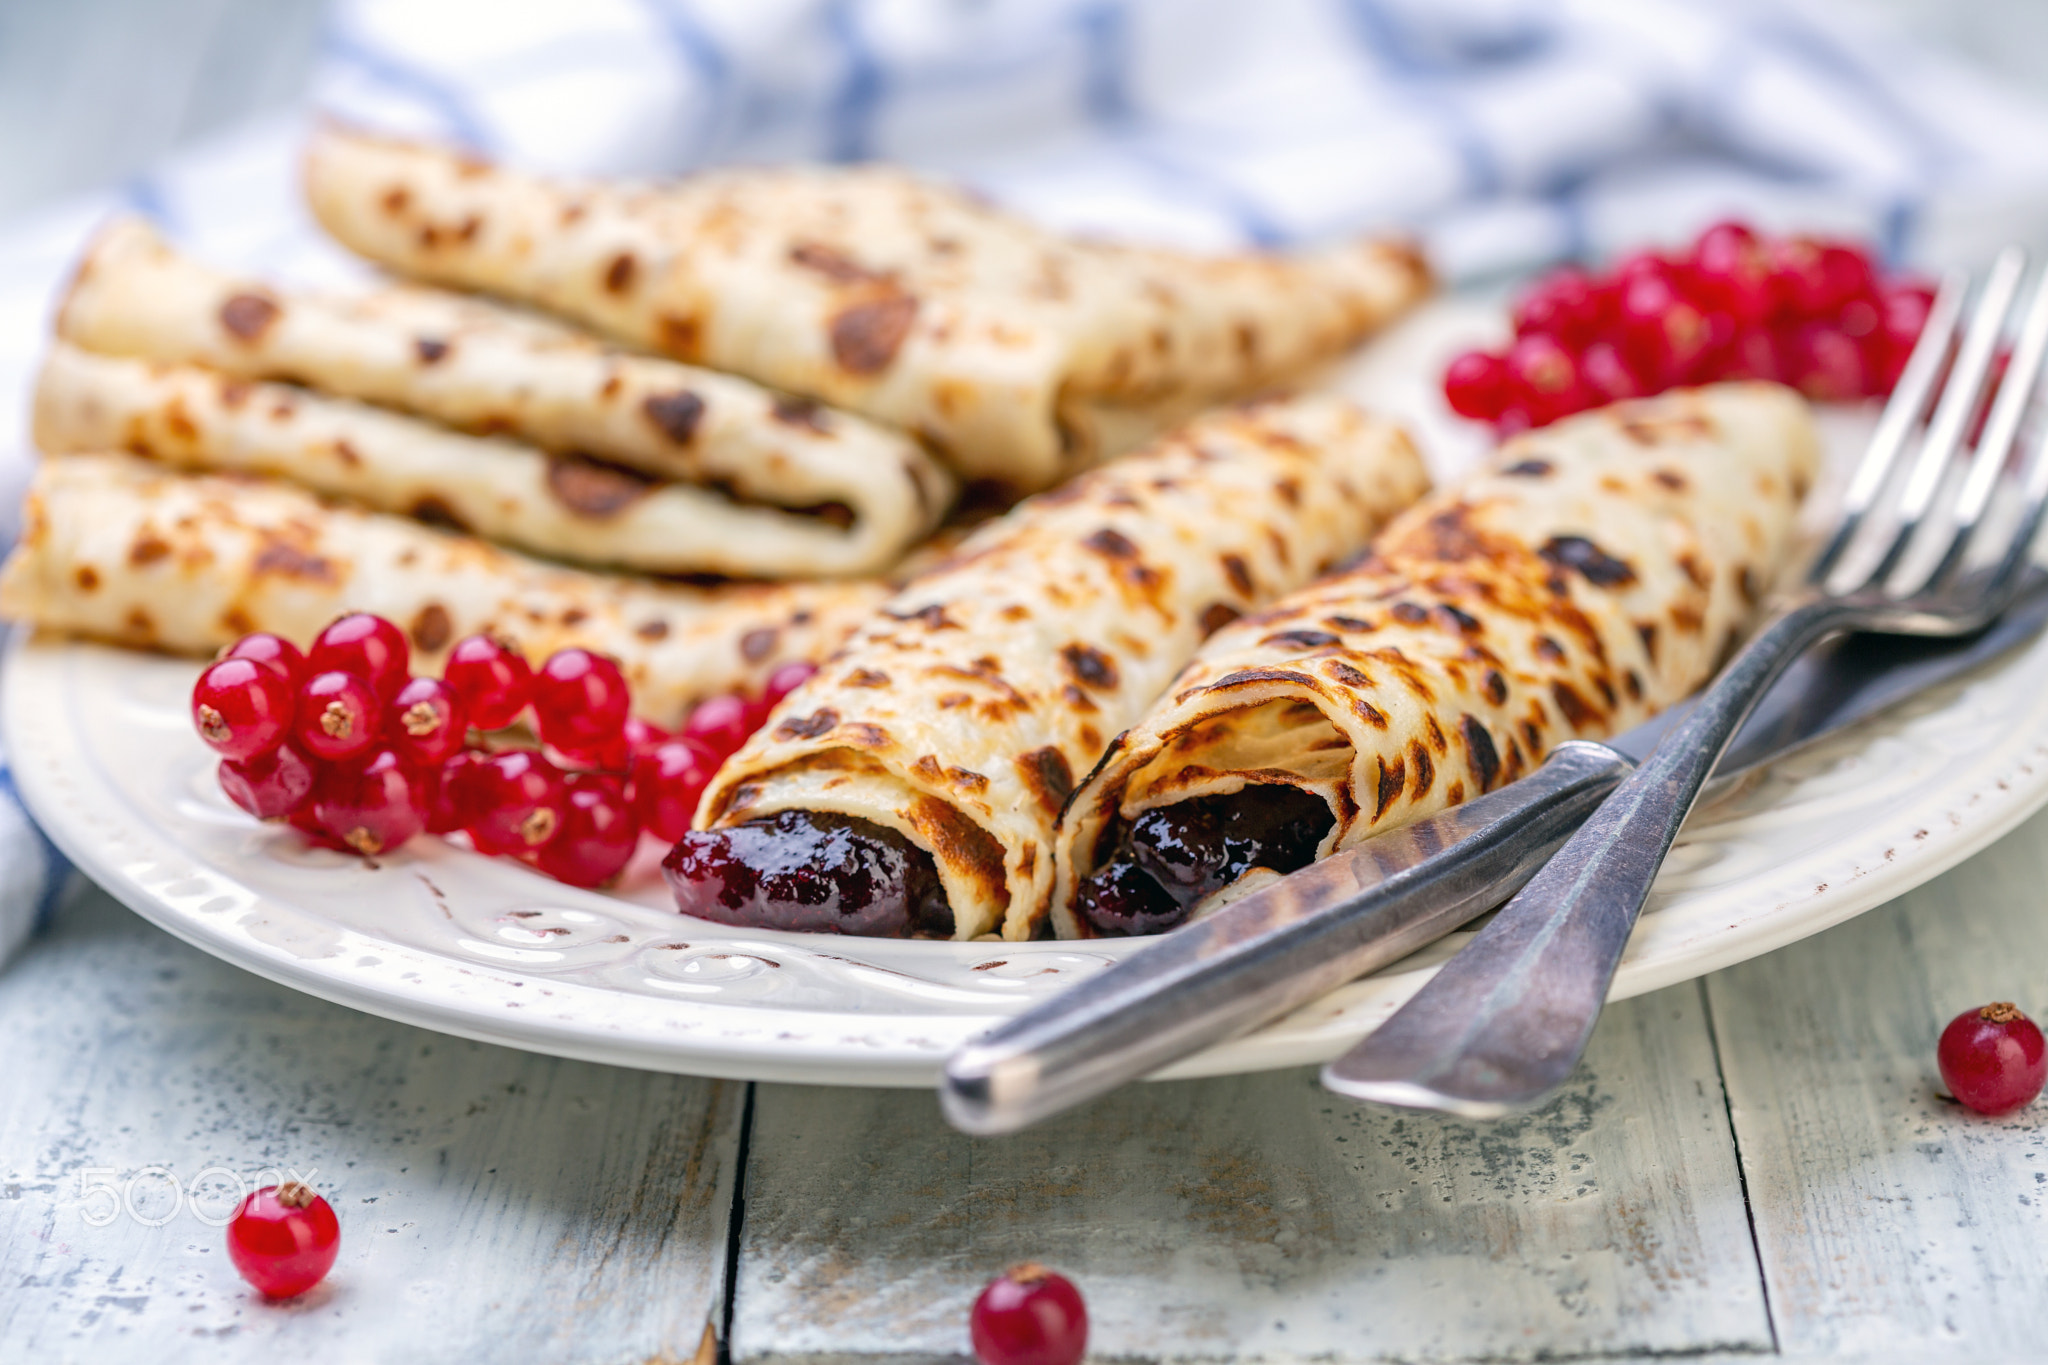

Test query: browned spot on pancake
[1672,601,1706,634]
[1540,536,1637,588]
[219,380,252,408]
[74,565,99,591]
[1352,696,1388,729]
[885,602,958,630]
[642,390,705,444]
[770,396,827,432]
[331,439,361,468]
[740,628,778,663]
[1326,660,1370,689]
[562,608,588,626]
[830,294,918,374]
[948,767,989,793]
[1551,682,1598,728]
[1436,604,1483,636]
[1624,669,1644,701]
[252,537,334,582]
[788,241,880,284]
[1481,668,1509,706]
[1502,458,1553,477]
[124,607,155,640]
[1620,413,1714,446]
[1016,746,1074,816]
[1595,675,1617,708]
[380,185,410,216]
[604,252,637,294]
[1637,622,1659,663]
[1262,629,1340,650]
[1198,602,1240,636]
[219,292,278,342]
[1652,468,1687,491]
[1084,527,1139,560]
[1203,666,1318,692]
[839,722,890,749]
[1219,553,1254,596]
[658,312,701,357]
[599,374,623,401]
[1326,615,1374,632]
[1534,635,1566,663]
[128,535,170,566]
[414,337,449,364]
[774,708,839,741]
[1407,739,1435,798]
[1274,476,1300,507]
[635,619,669,641]
[164,400,198,443]
[409,495,468,531]
[1677,552,1710,590]
[546,454,654,517]
[222,608,255,636]
[1461,714,1499,791]
[844,668,890,688]
[1374,754,1406,820]
[1522,718,1543,752]
[908,796,1008,909]
[1424,714,1448,756]
[409,603,452,653]
[1059,643,1118,690]
[937,692,972,710]
[1390,601,1429,625]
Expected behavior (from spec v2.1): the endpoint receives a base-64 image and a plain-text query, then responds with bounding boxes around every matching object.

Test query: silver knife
[940,568,2048,1135]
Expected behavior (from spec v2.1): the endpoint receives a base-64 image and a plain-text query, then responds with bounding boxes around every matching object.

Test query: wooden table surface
[7,3,2048,1361]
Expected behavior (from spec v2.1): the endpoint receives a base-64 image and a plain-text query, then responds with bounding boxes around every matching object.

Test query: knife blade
[940,568,2048,1136]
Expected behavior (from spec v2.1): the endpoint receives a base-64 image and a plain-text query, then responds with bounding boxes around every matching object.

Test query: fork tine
[1862,247,2028,589]
[1928,266,2048,590]
[1982,368,2048,602]
[1810,266,1968,583]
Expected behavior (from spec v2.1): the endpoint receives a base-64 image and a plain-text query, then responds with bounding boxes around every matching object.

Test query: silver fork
[1323,246,2048,1118]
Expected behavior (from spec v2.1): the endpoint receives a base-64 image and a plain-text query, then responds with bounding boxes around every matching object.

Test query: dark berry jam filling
[663,809,955,938]
[1073,785,1333,937]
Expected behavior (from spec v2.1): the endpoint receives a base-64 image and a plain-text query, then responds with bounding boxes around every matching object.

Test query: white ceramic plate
[13,299,2048,1087]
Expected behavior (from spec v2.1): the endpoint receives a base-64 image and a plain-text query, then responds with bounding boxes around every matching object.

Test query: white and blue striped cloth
[7,0,2048,966]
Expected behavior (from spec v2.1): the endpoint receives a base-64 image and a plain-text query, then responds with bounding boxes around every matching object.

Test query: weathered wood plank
[732,985,1767,1364]
[0,888,740,1364]
[1708,802,2048,1361]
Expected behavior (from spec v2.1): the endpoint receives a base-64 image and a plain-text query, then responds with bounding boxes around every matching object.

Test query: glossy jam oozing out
[664,810,955,938]
[1074,785,1334,937]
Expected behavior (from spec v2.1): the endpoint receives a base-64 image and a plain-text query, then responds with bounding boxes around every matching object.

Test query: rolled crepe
[35,343,934,580]
[303,127,1431,495]
[0,454,886,724]
[53,218,953,578]
[694,395,1431,941]
[1051,384,1820,937]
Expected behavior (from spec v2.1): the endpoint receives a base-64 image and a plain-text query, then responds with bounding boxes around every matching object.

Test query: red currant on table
[465,748,567,856]
[219,744,317,821]
[622,714,671,756]
[970,1263,1088,1365]
[1938,1001,2047,1115]
[293,670,381,763]
[222,631,305,684]
[386,676,468,766]
[532,648,631,763]
[764,659,820,708]
[630,737,721,843]
[307,613,411,701]
[1442,349,1510,421]
[681,693,758,760]
[192,656,297,761]
[226,1181,339,1299]
[444,632,533,730]
[533,772,640,887]
[312,748,427,856]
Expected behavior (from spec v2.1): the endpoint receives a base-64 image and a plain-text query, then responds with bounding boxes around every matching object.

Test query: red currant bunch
[1937,1001,2047,1116]
[226,1181,340,1299]
[1443,220,1937,433]
[970,1263,1089,1365]
[192,614,818,888]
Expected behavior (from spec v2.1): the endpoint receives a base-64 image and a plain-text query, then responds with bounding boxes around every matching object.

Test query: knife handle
[939,741,1634,1135]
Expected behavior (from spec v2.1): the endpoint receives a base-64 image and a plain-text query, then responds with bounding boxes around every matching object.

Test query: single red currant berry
[425,749,485,835]
[307,613,411,701]
[293,670,381,763]
[970,1263,1088,1365]
[629,737,721,843]
[444,633,534,730]
[533,772,640,888]
[192,656,296,761]
[219,745,317,821]
[466,748,567,856]
[226,1181,340,1299]
[1938,1002,2047,1115]
[312,748,426,856]
[531,648,632,761]
[764,660,820,708]
[1441,349,1510,421]
[1503,333,1591,427]
[623,714,672,756]
[1578,340,1645,404]
[1689,220,1772,326]
[1511,266,1603,349]
[285,804,351,851]
[681,694,757,759]
[1784,321,1868,402]
[386,676,468,766]
[222,632,306,684]
[1616,271,1712,387]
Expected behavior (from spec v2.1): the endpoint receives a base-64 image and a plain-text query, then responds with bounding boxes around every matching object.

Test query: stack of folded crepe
[1,127,1432,723]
